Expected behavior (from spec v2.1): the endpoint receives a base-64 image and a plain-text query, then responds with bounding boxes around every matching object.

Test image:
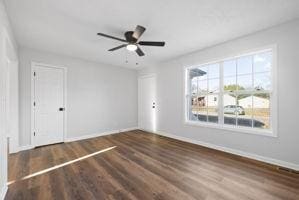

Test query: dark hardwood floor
[5,130,299,200]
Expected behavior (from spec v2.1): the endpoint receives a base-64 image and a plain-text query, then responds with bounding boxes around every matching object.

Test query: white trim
[184,121,275,137]
[9,146,18,154]
[30,65,34,146]
[183,45,278,137]
[138,127,155,133]
[65,127,138,142]
[16,145,34,152]
[14,127,138,152]
[155,130,299,171]
[0,185,7,200]
[31,62,67,147]
[120,127,139,132]
[270,45,278,137]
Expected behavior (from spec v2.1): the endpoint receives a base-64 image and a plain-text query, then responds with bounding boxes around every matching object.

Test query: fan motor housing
[124,31,137,43]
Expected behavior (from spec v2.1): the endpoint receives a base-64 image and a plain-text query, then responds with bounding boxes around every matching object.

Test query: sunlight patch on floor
[8,146,117,185]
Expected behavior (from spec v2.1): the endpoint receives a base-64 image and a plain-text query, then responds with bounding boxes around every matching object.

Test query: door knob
[59,107,65,111]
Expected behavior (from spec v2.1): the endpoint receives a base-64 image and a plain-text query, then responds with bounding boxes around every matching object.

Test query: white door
[33,64,65,147]
[138,75,156,132]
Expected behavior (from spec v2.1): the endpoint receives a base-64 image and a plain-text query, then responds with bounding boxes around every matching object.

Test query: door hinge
[33,72,36,76]
[34,132,36,136]
[33,102,36,106]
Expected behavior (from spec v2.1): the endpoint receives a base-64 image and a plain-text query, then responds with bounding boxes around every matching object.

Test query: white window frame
[184,45,278,137]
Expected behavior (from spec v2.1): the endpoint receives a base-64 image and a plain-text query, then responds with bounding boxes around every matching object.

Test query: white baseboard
[155,130,299,171]
[12,127,138,152]
[65,127,138,143]
[0,185,7,200]
[16,145,34,152]
[120,127,139,132]
[9,143,29,154]
[9,147,19,154]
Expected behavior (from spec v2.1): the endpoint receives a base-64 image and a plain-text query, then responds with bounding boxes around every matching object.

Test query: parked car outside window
[223,105,245,115]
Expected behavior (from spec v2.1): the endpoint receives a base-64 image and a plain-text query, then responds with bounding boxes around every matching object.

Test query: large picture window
[185,48,276,136]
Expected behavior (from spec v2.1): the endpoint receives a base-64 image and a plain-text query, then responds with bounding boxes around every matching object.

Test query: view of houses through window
[186,49,273,131]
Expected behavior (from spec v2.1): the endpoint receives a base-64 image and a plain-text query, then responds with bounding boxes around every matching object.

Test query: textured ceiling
[4,0,299,69]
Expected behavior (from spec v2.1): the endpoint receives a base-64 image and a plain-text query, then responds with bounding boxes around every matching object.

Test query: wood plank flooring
[5,130,299,200]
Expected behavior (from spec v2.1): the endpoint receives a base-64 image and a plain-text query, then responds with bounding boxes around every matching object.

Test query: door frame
[31,62,67,147]
[138,74,156,133]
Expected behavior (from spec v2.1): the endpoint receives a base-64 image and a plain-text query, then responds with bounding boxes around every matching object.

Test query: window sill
[184,120,277,138]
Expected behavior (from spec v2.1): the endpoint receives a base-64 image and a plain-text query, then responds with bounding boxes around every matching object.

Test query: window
[185,48,276,136]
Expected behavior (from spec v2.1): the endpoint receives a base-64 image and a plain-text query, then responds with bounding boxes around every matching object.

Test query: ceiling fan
[97,25,165,56]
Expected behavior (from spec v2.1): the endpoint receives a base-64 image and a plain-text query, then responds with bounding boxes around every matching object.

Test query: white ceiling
[4,0,299,69]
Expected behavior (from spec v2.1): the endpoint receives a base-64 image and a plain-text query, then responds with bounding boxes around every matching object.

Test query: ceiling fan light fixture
[126,44,137,51]
[97,25,165,56]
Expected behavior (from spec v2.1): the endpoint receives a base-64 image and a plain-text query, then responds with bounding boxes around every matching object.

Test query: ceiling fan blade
[132,25,146,40]
[138,41,165,46]
[135,47,145,56]
[108,44,127,51]
[97,33,127,42]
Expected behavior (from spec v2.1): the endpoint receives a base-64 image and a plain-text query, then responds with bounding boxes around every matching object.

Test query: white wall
[0,0,18,199]
[7,60,18,153]
[19,47,138,147]
[139,19,299,169]
[0,34,8,199]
